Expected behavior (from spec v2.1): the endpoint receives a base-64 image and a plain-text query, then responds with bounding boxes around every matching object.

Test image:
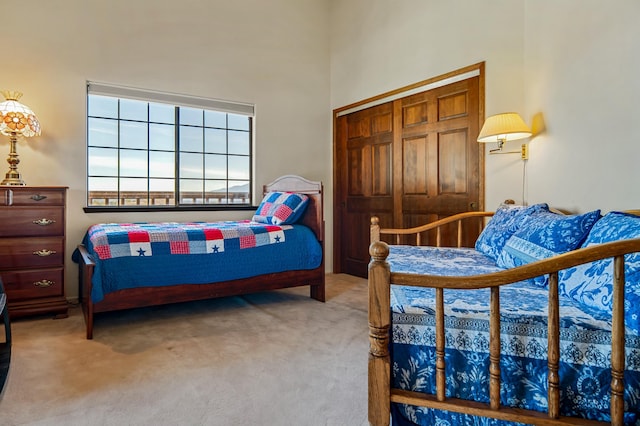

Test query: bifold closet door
[334,76,483,277]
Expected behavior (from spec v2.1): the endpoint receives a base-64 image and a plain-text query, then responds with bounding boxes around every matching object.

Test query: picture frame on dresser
[0,187,68,319]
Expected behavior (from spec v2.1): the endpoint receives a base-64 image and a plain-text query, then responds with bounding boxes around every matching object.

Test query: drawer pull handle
[33,218,56,226]
[34,280,54,288]
[31,194,48,202]
[33,249,57,257]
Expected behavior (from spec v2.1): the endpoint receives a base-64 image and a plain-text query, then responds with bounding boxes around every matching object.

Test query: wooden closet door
[334,76,482,277]
[394,77,483,247]
[335,102,394,277]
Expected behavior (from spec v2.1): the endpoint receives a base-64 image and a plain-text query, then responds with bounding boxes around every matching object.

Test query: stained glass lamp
[0,91,41,186]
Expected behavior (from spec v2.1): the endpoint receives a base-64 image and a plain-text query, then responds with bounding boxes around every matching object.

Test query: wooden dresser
[0,187,68,318]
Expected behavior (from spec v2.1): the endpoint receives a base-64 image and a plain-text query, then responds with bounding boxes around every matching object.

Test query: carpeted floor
[0,274,369,426]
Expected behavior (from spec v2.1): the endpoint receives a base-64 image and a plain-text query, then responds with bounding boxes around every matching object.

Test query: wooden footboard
[368,214,640,426]
[77,175,325,339]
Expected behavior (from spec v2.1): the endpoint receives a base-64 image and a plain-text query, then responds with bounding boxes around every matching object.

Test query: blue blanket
[73,222,322,303]
[387,245,640,426]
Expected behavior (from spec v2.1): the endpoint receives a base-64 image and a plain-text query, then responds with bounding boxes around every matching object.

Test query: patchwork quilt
[74,221,322,303]
[387,245,640,426]
[87,221,290,260]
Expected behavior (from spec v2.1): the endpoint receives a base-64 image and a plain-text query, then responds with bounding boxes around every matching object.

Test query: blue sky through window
[87,94,251,206]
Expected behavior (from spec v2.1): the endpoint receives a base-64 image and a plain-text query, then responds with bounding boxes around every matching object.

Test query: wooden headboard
[263,175,324,241]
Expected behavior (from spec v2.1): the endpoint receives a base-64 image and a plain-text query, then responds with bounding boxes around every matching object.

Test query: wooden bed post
[489,286,501,410]
[370,217,380,244]
[547,272,561,419]
[435,288,446,402]
[368,241,391,426]
[77,245,96,339]
[611,255,626,426]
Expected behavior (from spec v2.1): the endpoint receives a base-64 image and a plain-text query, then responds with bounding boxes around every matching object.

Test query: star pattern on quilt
[88,221,291,260]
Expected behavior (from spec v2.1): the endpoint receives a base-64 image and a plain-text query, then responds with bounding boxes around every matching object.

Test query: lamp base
[1,171,25,186]
[2,133,26,186]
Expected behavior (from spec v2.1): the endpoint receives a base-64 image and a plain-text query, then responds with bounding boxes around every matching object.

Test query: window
[86,82,253,209]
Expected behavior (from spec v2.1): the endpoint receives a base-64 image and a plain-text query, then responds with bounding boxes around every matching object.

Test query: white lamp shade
[477,112,531,143]
[0,91,41,138]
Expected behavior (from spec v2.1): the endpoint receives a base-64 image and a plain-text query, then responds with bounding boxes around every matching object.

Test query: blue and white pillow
[496,209,601,285]
[559,211,640,335]
[252,191,309,225]
[475,203,549,261]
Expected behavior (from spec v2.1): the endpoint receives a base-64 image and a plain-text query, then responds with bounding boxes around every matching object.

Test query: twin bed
[369,209,640,425]
[74,175,325,339]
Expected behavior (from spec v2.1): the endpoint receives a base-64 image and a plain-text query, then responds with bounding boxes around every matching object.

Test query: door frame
[332,62,486,273]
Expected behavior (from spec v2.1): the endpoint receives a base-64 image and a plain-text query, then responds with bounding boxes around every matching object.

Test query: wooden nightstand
[0,187,68,318]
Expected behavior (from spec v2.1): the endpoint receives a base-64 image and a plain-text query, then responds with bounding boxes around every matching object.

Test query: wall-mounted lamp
[477,112,531,158]
[0,91,41,186]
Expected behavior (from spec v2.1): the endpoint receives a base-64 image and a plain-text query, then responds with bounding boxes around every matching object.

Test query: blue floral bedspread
[73,222,322,303]
[387,245,640,426]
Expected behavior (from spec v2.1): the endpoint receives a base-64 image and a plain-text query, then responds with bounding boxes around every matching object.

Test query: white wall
[524,0,640,213]
[2,0,331,300]
[330,0,640,213]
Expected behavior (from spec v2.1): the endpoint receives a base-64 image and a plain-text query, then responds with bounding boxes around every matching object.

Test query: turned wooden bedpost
[489,286,501,410]
[371,217,380,245]
[547,272,561,419]
[611,255,626,426]
[435,288,446,401]
[368,241,391,426]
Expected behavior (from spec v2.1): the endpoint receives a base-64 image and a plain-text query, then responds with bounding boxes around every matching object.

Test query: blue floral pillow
[475,203,549,261]
[559,211,640,335]
[496,209,601,285]
[252,192,309,225]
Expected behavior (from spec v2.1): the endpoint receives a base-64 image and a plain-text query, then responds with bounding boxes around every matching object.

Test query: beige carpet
[0,274,369,426]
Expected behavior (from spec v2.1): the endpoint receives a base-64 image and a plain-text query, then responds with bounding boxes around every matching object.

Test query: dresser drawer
[0,268,64,300]
[0,207,64,237]
[0,237,64,268]
[0,188,65,206]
